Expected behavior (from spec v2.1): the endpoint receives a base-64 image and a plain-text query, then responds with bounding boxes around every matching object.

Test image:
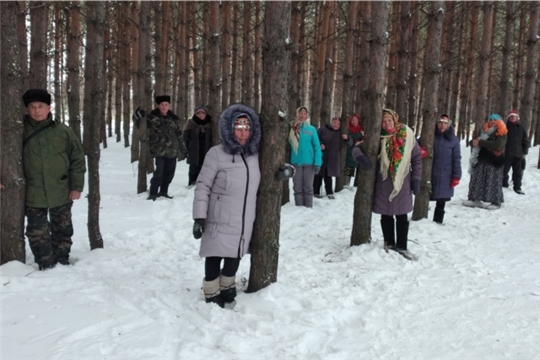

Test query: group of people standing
[14,87,530,309]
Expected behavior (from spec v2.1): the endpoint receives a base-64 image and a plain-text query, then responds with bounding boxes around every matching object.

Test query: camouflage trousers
[25,203,74,266]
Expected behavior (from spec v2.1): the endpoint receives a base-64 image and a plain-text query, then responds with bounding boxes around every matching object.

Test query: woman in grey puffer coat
[192,103,261,307]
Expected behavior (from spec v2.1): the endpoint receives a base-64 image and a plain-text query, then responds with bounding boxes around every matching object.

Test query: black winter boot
[203,278,224,308]
[396,217,409,250]
[219,274,237,303]
[380,216,395,248]
[433,208,445,224]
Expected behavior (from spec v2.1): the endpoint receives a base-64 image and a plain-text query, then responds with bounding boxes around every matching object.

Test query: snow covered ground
[2,139,540,359]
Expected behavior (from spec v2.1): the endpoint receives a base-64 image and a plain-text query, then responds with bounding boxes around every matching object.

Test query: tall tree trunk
[412,1,445,221]
[230,3,239,104]
[472,2,494,138]
[54,3,62,120]
[519,2,540,134]
[513,8,527,110]
[499,1,516,116]
[406,1,419,127]
[320,1,336,126]
[1,1,25,265]
[66,1,82,141]
[241,2,253,107]
[192,5,201,107]
[386,1,400,109]
[351,1,389,246]
[208,0,221,143]
[122,1,131,148]
[395,1,410,121]
[358,1,371,120]
[253,2,261,113]
[83,1,105,250]
[221,1,231,110]
[136,1,151,194]
[130,2,140,161]
[29,1,48,89]
[18,1,29,90]
[311,2,331,127]
[248,1,291,293]
[155,1,170,96]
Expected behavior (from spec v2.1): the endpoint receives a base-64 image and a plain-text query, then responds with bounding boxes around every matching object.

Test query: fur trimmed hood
[218,103,261,156]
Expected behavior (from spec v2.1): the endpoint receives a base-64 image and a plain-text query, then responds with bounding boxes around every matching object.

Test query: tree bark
[241,2,253,107]
[1,1,26,265]
[395,1,410,121]
[18,1,29,90]
[83,1,105,250]
[412,1,445,221]
[406,1,419,128]
[66,1,82,141]
[221,1,231,110]
[29,1,48,89]
[350,1,389,246]
[230,3,239,105]
[499,1,516,117]
[248,1,291,293]
[53,3,62,121]
[208,0,221,139]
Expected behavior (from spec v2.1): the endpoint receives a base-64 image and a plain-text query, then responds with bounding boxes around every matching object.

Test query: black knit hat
[155,95,171,104]
[22,89,51,107]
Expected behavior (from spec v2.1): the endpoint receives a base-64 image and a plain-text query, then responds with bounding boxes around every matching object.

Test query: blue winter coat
[289,122,322,167]
[430,125,462,200]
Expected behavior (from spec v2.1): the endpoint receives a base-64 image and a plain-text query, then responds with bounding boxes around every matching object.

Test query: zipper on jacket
[238,153,249,258]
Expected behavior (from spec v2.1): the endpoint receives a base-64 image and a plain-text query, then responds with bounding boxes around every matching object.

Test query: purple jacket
[430,126,461,200]
[193,104,261,259]
[317,125,343,177]
[373,142,422,216]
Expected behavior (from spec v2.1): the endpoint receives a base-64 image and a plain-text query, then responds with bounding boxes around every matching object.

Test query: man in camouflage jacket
[147,95,186,200]
[22,89,86,270]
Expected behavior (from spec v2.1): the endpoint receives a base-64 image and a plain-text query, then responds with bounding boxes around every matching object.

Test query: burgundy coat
[373,142,422,216]
[317,125,344,177]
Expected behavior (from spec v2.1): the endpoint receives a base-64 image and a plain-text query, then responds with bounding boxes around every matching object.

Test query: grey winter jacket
[192,104,261,258]
[373,140,422,216]
[430,125,461,200]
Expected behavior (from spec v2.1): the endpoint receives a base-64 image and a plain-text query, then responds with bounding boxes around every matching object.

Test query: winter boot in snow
[433,208,445,224]
[219,274,237,303]
[380,216,395,250]
[396,217,410,251]
[203,278,224,308]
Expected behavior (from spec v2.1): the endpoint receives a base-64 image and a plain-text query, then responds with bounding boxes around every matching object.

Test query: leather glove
[411,179,420,196]
[275,163,296,181]
[314,166,321,175]
[450,177,460,188]
[193,218,206,239]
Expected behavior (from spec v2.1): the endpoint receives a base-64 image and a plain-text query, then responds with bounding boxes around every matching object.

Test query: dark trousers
[150,157,177,195]
[205,257,241,281]
[25,203,74,265]
[188,164,201,186]
[433,200,446,224]
[380,214,409,250]
[313,168,334,196]
[503,157,523,190]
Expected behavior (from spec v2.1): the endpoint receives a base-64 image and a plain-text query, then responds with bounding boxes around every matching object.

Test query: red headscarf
[348,114,363,134]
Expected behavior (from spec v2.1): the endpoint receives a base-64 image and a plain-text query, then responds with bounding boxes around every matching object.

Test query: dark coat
[147,109,185,159]
[193,104,261,259]
[505,121,529,159]
[372,126,422,216]
[477,132,507,168]
[430,125,462,200]
[345,132,364,167]
[183,114,213,166]
[23,114,86,208]
[317,125,344,177]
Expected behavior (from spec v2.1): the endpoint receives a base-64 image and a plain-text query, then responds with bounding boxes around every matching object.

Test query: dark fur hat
[155,95,171,104]
[23,89,51,107]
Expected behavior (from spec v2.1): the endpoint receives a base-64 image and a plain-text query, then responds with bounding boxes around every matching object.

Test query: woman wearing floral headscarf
[463,114,508,210]
[355,109,422,260]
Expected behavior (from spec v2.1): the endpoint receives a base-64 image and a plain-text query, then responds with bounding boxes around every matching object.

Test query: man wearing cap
[21,89,86,270]
[503,110,529,195]
[183,106,213,187]
[146,95,186,200]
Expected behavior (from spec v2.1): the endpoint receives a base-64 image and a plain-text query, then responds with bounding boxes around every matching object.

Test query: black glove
[275,163,296,181]
[193,218,205,239]
[132,107,145,121]
[314,166,321,175]
[411,179,420,196]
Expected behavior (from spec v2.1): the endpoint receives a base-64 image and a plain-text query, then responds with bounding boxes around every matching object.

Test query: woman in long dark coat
[314,116,347,199]
[430,114,462,224]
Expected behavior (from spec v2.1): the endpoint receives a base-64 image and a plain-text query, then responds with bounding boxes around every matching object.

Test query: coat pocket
[210,194,231,225]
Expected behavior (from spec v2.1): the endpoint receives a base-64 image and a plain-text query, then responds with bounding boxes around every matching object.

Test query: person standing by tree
[314,116,347,199]
[22,89,86,270]
[354,109,421,260]
[464,114,508,210]
[146,95,186,201]
[289,106,322,208]
[343,114,365,189]
[183,106,213,188]
[503,110,529,195]
[430,114,462,224]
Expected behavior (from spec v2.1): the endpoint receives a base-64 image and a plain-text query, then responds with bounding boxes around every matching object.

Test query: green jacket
[147,109,186,159]
[23,114,86,208]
